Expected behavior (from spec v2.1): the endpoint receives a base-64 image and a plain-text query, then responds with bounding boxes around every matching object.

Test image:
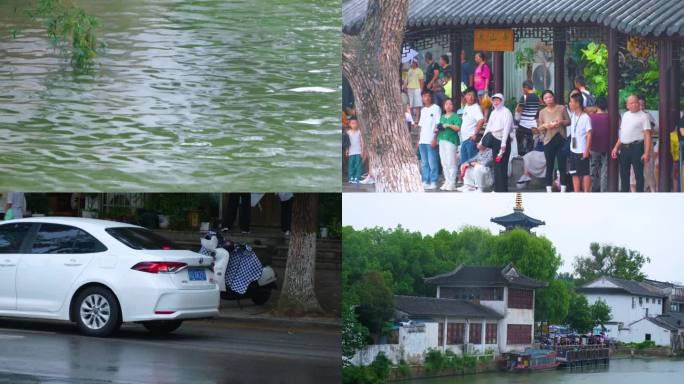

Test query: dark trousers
[223,193,251,231]
[516,127,534,156]
[619,141,645,192]
[492,136,512,192]
[280,198,293,232]
[543,134,568,187]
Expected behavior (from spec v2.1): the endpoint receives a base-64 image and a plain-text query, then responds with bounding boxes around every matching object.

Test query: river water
[0,0,340,191]
[408,358,684,383]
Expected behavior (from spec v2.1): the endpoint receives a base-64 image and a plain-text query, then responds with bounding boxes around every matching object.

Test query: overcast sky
[343,193,684,283]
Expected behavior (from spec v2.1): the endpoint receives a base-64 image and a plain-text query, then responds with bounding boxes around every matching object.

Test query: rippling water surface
[0,0,340,191]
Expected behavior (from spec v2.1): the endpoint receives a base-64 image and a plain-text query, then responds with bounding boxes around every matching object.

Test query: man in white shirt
[413,92,441,189]
[611,95,652,192]
[459,88,485,164]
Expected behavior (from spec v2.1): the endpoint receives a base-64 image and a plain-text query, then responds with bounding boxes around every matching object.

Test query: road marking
[0,334,24,340]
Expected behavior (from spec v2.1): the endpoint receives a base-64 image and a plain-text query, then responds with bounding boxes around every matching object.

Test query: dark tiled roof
[490,211,545,229]
[577,276,667,298]
[654,312,684,330]
[395,295,504,319]
[645,316,679,331]
[424,264,548,288]
[342,0,684,37]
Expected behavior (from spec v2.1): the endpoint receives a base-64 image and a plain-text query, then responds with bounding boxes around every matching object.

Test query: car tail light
[155,310,176,315]
[132,262,187,273]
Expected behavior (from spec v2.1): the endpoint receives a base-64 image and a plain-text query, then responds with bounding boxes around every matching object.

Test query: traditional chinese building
[490,193,545,233]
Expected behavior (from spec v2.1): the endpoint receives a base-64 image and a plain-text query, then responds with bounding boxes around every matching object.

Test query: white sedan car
[0,217,219,337]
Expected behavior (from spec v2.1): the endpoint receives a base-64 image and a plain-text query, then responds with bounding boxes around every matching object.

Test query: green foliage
[342,353,391,384]
[489,229,562,282]
[25,0,101,71]
[590,298,612,329]
[514,48,535,69]
[580,42,608,98]
[319,193,342,238]
[356,272,394,335]
[424,348,447,373]
[567,292,593,333]
[342,302,369,364]
[342,226,566,326]
[535,279,571,324]
[636,340,656,349]
[573,242,651,285]
[396,359,410,377]
[619,58,659,109]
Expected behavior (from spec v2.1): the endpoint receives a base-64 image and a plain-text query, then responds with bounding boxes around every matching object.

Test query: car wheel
[142,320,183,335]
[251,288,271,306]
[75,287,121,337]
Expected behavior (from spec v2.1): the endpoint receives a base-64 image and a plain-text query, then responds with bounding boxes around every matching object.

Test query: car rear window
[105,227,180,250]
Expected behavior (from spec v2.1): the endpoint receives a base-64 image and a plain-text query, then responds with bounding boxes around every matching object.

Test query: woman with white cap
[478,93,513,192]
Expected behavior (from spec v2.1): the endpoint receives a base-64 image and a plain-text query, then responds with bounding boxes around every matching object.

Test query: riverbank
[402,357,684,383]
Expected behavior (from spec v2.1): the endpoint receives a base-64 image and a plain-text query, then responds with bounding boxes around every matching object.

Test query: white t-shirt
[418,104,441,144]
[460,103,484,142]
[347,129,362,155]
[570,112,592,154]
[619,110,652,144]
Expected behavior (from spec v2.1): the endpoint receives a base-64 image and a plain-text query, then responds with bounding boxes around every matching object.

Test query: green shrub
[342,353,391,384]
[636,340,656,349]
[424,349,446,373]
[396,359,410,377]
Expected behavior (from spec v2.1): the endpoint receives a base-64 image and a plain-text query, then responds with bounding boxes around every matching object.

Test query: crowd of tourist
[342,50,684,192]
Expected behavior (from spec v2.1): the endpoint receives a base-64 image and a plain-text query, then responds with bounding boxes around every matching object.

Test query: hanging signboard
[474,28,514,51]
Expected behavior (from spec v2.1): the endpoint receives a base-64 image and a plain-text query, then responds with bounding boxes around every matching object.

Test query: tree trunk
[342,0,423,192]
[275,194,323,316]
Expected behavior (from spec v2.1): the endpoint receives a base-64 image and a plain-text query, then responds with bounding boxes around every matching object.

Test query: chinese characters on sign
[474,28,514,51]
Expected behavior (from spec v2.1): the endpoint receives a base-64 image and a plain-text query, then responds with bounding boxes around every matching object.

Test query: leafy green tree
[535,279,571,324]
[590,298,612,330]
[573,243,651,285]
[356,271,394,334]
[342,302,368,366]
[488,229,562,282]
[567,292,593,333]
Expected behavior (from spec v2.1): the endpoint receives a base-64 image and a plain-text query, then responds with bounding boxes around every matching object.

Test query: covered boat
[507,348,559,372]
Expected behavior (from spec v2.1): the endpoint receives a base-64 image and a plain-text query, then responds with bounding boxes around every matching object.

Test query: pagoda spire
[514,193,524,212]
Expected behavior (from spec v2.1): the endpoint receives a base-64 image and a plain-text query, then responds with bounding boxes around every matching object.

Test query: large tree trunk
[342,0,423,192]
[275,194,323,316]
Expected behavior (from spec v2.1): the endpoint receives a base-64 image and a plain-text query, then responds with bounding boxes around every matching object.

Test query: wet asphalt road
[0,318,340,384]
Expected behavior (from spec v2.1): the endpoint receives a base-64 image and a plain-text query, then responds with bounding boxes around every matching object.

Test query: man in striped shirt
[516,80,540,157]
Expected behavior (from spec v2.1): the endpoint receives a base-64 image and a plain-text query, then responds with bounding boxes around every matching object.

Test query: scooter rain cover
[225,245,263,294]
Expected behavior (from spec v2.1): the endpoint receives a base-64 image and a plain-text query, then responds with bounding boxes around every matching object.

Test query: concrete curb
[202,313,341,331]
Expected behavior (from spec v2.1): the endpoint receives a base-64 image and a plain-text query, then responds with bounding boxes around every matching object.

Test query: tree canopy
[573,242,651,284]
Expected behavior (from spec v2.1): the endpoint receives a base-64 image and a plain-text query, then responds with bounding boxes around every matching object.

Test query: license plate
[188,268,206,281]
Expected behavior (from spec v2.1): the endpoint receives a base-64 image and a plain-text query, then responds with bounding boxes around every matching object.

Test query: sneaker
[546,186,553,193]
[443,183,456,191]
[463,186,476,193]
[349,179,358,184]
[422,182,430,189]
[360,175,375,184]
[456,185,468,192]
[283,230,290,237]
[517,174,531,183]
[560,185,567,192]
[439,183,449,191]
[427,182,437,190]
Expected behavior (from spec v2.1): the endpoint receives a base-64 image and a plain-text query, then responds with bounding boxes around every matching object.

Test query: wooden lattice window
[469,323,482,344]
[508,288,533,309]
[447,323,465,345]
[507,324,532,345]
[486,323,497,344]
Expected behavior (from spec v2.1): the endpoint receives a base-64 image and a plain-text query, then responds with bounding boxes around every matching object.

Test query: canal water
[410,358,684,383]
[0,0,340,191]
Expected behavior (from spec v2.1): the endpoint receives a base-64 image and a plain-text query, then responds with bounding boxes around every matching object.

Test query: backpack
[582,91,596,107]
